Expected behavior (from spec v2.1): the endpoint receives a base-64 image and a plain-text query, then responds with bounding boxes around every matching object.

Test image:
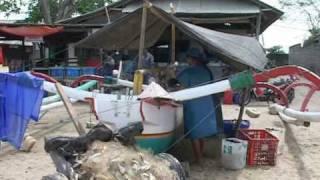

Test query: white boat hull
[43,81,183,135]
[94,98,183,135]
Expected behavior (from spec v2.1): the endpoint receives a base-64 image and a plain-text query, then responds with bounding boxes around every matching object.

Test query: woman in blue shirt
[177,48,219,163]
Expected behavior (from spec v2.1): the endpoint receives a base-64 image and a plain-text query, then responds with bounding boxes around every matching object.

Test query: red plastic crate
[237,129,279,166]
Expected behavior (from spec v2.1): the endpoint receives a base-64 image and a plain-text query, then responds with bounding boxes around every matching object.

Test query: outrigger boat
[39,71,254,153]
[39,64,320,153]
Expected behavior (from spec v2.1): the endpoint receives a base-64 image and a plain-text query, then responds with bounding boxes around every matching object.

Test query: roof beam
[179,15,255,24]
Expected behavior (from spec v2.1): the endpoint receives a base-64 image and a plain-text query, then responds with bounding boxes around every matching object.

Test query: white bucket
[221,138,248,170]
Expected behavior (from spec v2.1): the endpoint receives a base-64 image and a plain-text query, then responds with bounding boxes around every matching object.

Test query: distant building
[289,35,320,74]
[0,41,33,72]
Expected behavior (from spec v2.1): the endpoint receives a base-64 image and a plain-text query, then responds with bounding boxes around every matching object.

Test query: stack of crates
[81,67,97,75]
[49,67,97,80]
[49,67,64,80]
[65,67,81,79]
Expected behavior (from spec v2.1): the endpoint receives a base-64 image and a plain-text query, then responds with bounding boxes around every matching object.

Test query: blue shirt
[0,72,44,149]
[177,65,218,139]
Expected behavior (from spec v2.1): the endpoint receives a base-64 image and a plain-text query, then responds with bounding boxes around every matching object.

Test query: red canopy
[0,26,63,38]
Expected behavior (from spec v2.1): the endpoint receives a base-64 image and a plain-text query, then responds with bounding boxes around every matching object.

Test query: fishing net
[78,141,179,180]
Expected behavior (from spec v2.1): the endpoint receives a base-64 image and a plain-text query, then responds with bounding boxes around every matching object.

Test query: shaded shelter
[0,23,104,71]
[59,0,283,37]
[0,25,64,71]
[0,25,64,40]
[76,6,267,71]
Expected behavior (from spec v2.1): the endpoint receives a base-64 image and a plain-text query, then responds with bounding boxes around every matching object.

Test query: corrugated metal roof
[123,0,260,14]
[57,0,282,34]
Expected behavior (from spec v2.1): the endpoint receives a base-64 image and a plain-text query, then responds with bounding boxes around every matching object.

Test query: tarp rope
[161,103,221,153]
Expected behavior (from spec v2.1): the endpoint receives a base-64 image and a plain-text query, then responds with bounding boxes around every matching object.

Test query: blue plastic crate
[224,120,250,136]
[49,67,64,78]
[82,67,97,75]
[66,67,81,78]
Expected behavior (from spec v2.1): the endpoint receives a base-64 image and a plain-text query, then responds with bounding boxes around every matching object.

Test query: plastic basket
[82,67,97,75]
[66,67,81,79]
[237,129,279,166]
[49,67,64,78]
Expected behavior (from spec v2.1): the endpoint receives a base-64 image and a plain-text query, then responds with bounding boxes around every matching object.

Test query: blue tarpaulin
[0,72,44,149]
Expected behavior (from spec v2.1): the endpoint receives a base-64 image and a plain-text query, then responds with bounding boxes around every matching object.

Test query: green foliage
[24,0,60,23]
[24,0,43,23]
[0,0,23,15]
[309,27,320,37]
[265,45,286,69]
[266,46,285,55]
[280,0,320,37]
[75,0,110,14]
[1,0,113,23]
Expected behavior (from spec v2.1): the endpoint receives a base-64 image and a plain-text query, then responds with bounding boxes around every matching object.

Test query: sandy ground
[0,82,320,180]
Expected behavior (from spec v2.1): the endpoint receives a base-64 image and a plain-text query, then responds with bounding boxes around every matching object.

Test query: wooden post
[22,39,26,71]
[170,3,176,64]
[105,6,111,24]
[55,83,86,135]
[234,88,248,137]
[138,2,148,69]
[256,12,262,40]
[118,60,123,79]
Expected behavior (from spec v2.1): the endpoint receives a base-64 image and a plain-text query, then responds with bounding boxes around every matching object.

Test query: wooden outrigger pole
[138,1,148,69]
[170,3,176,64]
[255,10,262,39]
[234,88,249,137]
[55,83,86,135]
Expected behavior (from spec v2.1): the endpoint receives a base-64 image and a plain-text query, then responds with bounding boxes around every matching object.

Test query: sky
[260,0,310,51]
[0,0,311,51]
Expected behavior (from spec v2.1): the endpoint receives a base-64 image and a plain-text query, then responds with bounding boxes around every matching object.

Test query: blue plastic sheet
[0,72,44,149]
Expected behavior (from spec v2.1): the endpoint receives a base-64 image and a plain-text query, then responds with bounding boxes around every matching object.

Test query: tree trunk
[40,0,52,24]
[56,0,75,21]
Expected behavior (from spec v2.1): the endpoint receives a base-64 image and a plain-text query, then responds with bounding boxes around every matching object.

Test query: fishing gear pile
[42,122,185,180]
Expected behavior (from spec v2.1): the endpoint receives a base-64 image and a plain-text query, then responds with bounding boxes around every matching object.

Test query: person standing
[101,52,115,77]
[141,49,154,69]
[177,48,220,163]
[133,49,154,69]
[130,49,155,83]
